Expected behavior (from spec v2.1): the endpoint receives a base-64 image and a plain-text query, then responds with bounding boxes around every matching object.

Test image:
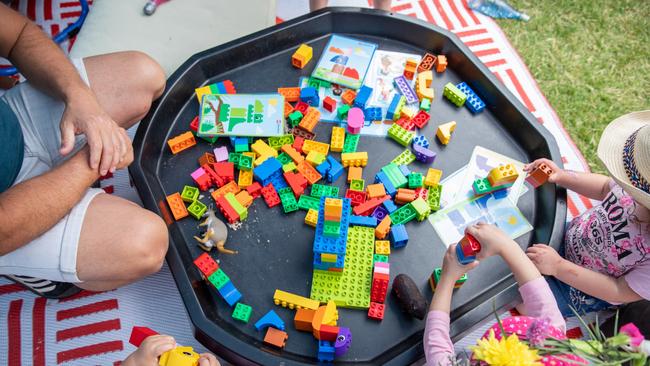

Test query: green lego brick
[307,151,326,166]
[232,302,252,323]
[288,111,303,127]
[311,226,374,309]
[381,163,408,188]
[228,152,241,165]
[237,154,253,171]
[181,185,199,203]
[387,123,415,146]
[342,133,360,153]
[298,195,320,211]
[393,96,406,121]
[277,152,292,165]
[225,192,248,221]
[282,162,296,172]
[187,200,207,220]
[192,130,219,144]
[427,184,443,211]
[432,268,467,289]
[337,105,350,119]
[443,82,467,107]
[310,184,339,198]
[472,178,492,195]
[350,179,365,191]
[234,142,249,153]
[373,254,389,263]
[408,172,423,189]
[268,134,294,150]
[389,203,417,225]
[410,197,431,221]
[208,269,230,290]
[323,220,341,237]
[279,187,298,213]
[308,77,331,89]
[391,150,416,166]
[420,98,431,111]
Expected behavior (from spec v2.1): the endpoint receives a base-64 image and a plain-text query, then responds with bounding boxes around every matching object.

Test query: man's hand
[59,88,131,175]
[526,244,564,276]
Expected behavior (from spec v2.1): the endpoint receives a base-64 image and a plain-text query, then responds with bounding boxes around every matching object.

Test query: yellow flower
[470,329,543,366]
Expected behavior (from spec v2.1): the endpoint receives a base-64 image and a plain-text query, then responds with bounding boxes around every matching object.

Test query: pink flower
[527,317,552,346]
[607,263,617,273]
[619,195,633,207]
[620,323,644,347]
[621,240,631,250]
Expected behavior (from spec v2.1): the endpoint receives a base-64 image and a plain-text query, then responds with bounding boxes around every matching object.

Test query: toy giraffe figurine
[193,209,237,254]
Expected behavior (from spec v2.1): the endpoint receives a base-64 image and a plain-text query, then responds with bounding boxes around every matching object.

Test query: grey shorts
[0,58,103,283]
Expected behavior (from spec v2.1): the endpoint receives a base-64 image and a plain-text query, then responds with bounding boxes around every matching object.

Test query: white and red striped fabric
[0,0,593,364]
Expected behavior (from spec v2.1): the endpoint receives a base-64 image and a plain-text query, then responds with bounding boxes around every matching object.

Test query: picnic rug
[0,0,596,364]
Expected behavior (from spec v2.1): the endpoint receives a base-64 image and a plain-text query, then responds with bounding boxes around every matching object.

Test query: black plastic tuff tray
[129,7,567,366]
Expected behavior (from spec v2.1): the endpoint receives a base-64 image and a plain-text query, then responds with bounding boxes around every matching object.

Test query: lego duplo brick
[456,81,486,114]
[311,226,375,309]
[313,197,351,256]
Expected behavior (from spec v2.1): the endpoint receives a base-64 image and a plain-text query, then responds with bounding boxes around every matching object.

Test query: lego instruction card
[311,34,377,90]
[197,94,285,137]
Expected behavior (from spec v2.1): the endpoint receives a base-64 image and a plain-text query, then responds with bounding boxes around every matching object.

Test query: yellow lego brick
[341,152,368,167]
[305,209,319,227]
[375,240,391,255]
[291,44,313,69]
[252,139,278,159]
[330,126,345,153]
[324,198,343,220]
[415,70,434,100]
[488,163,519,187]
[159,346,200,366]
[238,169,253,188]
[254,154,272,166]
[400,105,418,119]
[436,121,456,145]
[273,289,320,310]
[321,253,338,263]
[242,151,255,159]
[195,85,212,104]
[425,168,443,187]
[302,139,330,155]
[322,300,338,326]
[306,151,326,166]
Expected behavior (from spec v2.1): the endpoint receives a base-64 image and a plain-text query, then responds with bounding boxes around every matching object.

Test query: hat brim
[597,110,650,209]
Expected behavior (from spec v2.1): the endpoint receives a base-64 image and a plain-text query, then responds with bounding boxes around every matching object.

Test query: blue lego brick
[375,171,397,197]
[456,244,477,265]
[456,82,486,114]
[390,224,409,248]
[326,156,344,183]
[254,310,285,331]
[254,157,283,186]
[229,136,237,147]
[316,160,331,177]
[354,85,373,109]
[412,135,430,149]
[300,86,320,106]
[233,137,249,153]
[363,107,383,121]
[398,164,411,177]
[268,173,288,191]
[383,199,398,213]
[318,341,336,362]
[386,93,402,120]
[217,281,242,307]
[313,198,351,256]
[349,215,378,227]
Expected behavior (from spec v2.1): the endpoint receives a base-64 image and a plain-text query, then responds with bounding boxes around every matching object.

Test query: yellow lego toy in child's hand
[124,326,220,366]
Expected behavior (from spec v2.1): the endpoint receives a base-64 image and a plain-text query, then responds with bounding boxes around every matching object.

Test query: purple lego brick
[393,75,418,104]
[334,327,352,357]
[372,205,389,221]
[213,146,229,162]
[413,144,437,164]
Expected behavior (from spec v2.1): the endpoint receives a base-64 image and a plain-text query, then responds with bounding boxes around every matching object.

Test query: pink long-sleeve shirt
[423,277,565,366]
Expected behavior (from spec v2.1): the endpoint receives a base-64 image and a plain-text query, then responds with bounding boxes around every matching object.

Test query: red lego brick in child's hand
[129,326,158,347]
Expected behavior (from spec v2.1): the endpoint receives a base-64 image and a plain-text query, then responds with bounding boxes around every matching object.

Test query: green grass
[495,0,650,173]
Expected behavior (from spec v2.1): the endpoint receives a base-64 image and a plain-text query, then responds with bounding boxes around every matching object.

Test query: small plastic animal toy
[193,209,236,254]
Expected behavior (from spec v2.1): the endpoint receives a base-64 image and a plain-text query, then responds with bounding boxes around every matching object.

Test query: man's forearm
[0,148,99,254]
[555,259,642,303]
[555,171,611,201]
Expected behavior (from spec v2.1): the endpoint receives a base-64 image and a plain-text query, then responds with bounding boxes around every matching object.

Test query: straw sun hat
[597,110,650,209]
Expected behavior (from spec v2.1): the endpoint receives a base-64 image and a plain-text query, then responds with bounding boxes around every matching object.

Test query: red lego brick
[202,164,225,188]
[412,110,430,129]
[414,187,429,201]
[323,96,337,113]
[367,302,384,321]
[345,189,366,207]
[189,116,199,132]
[459,234,481,257]
[215,195,240,224]
[294,101,309,114]
[371,274,389,303]
[293,136,305,154]
[192,168,212,191]
[129,326,158,347]
[246,182,262,198]
[319,325,340,342]
[261,183,281,208]
[213,162,235,183]
[284,171,308,197]
[352,195,390,216]
[222,80,237,94]
[193,252,219,277]
[395,117,415,131]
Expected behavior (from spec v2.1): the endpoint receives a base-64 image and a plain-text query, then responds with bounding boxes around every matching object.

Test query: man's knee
[129,211,169,277]
[124,51,166,101]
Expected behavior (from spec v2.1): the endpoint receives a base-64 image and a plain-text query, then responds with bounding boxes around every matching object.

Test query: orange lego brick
[298,108,321,133]
[264,327,288,349]
[284,101,294,119]
[198,152,216,166]
[211,181,240,201]
[347,166,362,182]
[292,44,313,69]
[296,161,322,185]
[278,87,301,103]
[281,144,304,164]
[436,55,447,73]
[525,163,553,188]
[167,131,196,154]
[341,90,357,105]
[294,308,315,332]
[395,188,416,205]
[417,53,437,73]
[375,216,391,239]
[366,183,386,199]
[166,192,188,220]
[235,190,254,208]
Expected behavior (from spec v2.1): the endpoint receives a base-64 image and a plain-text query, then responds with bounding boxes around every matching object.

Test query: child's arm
[425,245,478,366]
[524,158,612,201]
[527,244,643,304]
[469,224,565,330]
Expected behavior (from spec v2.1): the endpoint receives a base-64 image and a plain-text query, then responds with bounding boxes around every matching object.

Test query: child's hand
[123,335,176,366]
[465,222,516,259]
[526,244,564,276]
[198,353,221,366]
[441,244,479,282]
[523,158,563,184]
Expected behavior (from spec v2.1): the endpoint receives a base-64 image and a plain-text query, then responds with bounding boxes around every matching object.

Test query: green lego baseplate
[310,226,374,309]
